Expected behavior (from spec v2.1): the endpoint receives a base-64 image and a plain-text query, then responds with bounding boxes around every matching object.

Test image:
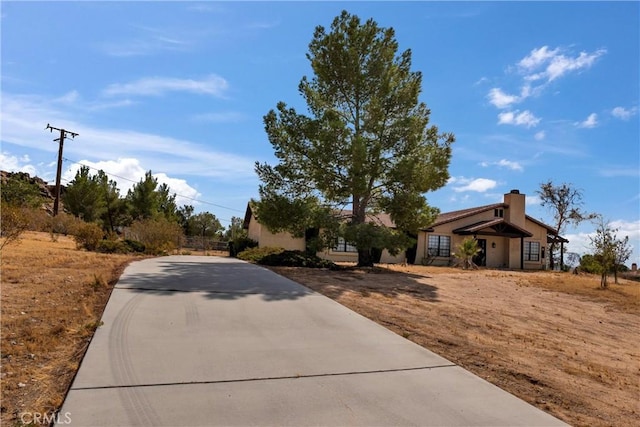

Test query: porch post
[560,241,564,271]
[520,236,524,270]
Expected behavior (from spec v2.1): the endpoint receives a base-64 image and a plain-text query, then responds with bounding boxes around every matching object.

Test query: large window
[333,237,358,253]
[428,235,451,257]
[524,241,540,261]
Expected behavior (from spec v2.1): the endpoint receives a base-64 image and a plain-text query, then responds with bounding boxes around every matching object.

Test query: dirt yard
[268,264,640,427]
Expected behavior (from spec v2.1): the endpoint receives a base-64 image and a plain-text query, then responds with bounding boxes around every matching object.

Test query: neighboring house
[417,190,567,270]
[243,189,567,270]
[242,205,405,264]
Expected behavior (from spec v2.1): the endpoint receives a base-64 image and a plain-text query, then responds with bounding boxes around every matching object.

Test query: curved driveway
[58,256,566,426]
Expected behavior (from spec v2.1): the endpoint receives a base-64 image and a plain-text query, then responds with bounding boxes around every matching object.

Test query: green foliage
[126,171,160,220]
[73,222,105,251]
[579,254,602,274]
[128,217,183,255]
[342,222,412,257]
[124,239,146,253]
[224,216,246,241]
[236,246,338,269]
[255,11,453,267]
[454,237,481,270]
[229,237,258,257]
[47,212,81,237]
[589,217,631,287]
[0,204,30,250]
[236,246,284,262]
[1,173,45,208]
[63,166,106,223]
[96,239,130,254]
[259,250,338,269]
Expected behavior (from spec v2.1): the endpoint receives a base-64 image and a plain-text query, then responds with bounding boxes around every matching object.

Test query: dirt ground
[268,264,640,427]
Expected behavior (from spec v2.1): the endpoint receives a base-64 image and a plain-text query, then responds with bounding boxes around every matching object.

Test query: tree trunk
[549,242,556,270]
[357,248,375,267]
[601,272,608,288]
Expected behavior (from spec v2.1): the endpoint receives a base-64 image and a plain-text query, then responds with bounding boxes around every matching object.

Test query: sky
[1,1,639,265]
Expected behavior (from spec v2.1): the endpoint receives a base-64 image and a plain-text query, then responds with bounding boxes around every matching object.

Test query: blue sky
[2,1,638,264]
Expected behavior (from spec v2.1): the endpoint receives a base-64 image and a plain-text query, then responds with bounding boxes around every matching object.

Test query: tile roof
[424,203,505,230]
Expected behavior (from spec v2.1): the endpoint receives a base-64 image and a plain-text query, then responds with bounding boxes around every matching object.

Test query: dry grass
[269,263,640,427]
[1,232,141,425]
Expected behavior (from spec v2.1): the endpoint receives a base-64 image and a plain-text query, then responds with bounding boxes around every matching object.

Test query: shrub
[259,250,338,269]
[73,222,105,251]
[0,204,30,250]
[124,239,146,253]
[229,236,258,257]
[96,239,129,254]
[127,217,183,255]
[237,246,284,262]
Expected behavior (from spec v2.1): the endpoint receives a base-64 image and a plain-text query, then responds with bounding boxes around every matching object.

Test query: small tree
[190,212,223,252]
[63,166,106,223]
[454,237,481,270]
[0,205,30,250]
[537,180,595,270]
[589,217,630,288]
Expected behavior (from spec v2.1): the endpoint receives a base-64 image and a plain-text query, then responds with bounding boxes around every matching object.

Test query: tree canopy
[255,11,454,266]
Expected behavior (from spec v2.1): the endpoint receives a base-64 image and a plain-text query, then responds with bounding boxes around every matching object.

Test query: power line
[61,157,246,217]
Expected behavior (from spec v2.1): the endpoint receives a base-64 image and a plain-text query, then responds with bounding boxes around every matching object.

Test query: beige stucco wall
[248,216,305,251]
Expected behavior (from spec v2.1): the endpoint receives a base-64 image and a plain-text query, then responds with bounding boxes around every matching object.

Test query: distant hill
[1,170,63,213]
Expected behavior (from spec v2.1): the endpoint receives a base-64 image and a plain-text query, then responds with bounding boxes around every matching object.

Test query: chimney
[504,189,526,228]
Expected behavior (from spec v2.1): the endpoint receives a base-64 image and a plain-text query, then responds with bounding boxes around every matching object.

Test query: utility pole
[46,124,78,216]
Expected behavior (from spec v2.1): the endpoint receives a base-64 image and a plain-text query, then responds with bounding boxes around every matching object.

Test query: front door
[473,239,487,267]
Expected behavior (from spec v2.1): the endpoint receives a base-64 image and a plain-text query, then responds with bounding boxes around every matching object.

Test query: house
[243,190,567,269]
[243,205,405,264]
[417,190,567,270]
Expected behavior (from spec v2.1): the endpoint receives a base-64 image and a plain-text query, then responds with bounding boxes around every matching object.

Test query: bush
[124,239,146,253]
[237,246,284,262]
[237,247,338,269]
[96,239,129,254]
[229,236,258,257]
[127,217,183,255]
[73,222,105,251]
[0,204,30,250]
[259,250,338,269]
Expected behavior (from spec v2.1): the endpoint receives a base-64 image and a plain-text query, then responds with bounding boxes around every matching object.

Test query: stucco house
[243,189,567,269]
[416,190,567,270]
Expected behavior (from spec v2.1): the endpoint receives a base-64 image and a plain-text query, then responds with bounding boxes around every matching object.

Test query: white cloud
[565,219,639,261]
[518,46,561,71]
[451,177,498,193]
[498,110,541,128]
[496,159,523,171]
[103,75,229,98]
[62,158,201,207]
[0,152,38,176]
[611,106,638,120]
[101,26,193,57]
[525,194,542,206]
[519,46,606,83]
[576,113,598,128]
[534,130,546,141]
[480,159,523,171]
[487,88,519,109]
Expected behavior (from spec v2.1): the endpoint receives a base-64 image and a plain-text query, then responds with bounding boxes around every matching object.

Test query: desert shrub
[0,204,30,250]
[259,250,338,269]
[96,239,130,254]
[229,236,258,257]
[236,246,284,262]
[48,212,81,237]
[73,222,105,251]
[124,239,146,253]
[127,217,183,255]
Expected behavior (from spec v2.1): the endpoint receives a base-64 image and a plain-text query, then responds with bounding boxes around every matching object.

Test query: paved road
[58,256,566,426]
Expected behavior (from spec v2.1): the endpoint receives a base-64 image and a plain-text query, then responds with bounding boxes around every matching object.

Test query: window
[333,237,358,253]
[494,208,504,218]
[428,235,451,257]
[524,241,540,261]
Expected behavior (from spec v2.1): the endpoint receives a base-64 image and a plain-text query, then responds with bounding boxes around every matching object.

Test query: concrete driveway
[58,256,566,426]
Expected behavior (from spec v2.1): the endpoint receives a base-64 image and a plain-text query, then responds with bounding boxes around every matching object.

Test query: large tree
[255,11,454,266]
[536,180,595,270]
